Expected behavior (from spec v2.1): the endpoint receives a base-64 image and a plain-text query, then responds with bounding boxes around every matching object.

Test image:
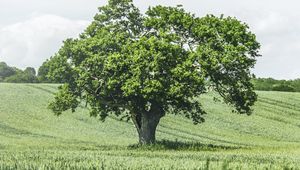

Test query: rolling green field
[0,83,300,169]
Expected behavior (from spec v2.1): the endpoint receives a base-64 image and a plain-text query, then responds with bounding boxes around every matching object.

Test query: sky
[0,0,299,79]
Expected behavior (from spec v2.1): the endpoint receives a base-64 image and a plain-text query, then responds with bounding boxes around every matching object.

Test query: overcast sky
[0,0,299,79]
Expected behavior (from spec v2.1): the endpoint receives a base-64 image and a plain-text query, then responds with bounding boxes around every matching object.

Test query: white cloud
[249,12,300,79]
[0,14,89,69]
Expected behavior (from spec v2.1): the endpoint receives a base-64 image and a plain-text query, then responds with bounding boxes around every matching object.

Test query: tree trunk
[131,106,163,145]
[138,112,160,144]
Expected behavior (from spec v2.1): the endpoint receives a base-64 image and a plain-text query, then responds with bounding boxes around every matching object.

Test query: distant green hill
[0,83,300,169]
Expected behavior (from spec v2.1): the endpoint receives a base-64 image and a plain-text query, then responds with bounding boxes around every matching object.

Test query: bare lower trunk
[138,113,160,144]
[131,109,162,145]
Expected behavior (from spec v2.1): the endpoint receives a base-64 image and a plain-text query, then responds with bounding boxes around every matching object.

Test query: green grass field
[0,83,300,169]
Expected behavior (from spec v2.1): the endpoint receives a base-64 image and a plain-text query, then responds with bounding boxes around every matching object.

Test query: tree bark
[131,104,163,145]
[138,112,161,144]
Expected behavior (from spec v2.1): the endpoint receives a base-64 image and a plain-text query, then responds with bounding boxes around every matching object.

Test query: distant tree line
[252,78,300,92]
[0,62,38,83]
[0,61,57,83]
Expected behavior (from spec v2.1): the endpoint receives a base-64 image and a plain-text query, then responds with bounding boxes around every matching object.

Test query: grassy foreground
[0,83,300,169]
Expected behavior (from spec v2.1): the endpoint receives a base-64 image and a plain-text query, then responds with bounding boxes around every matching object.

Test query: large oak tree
[47,0,260,144]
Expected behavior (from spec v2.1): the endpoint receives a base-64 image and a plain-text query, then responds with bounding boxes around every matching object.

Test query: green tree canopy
[0,62,17,81]
[5,67,38,83]
[47,0,260,144]
[38,59,58,83]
